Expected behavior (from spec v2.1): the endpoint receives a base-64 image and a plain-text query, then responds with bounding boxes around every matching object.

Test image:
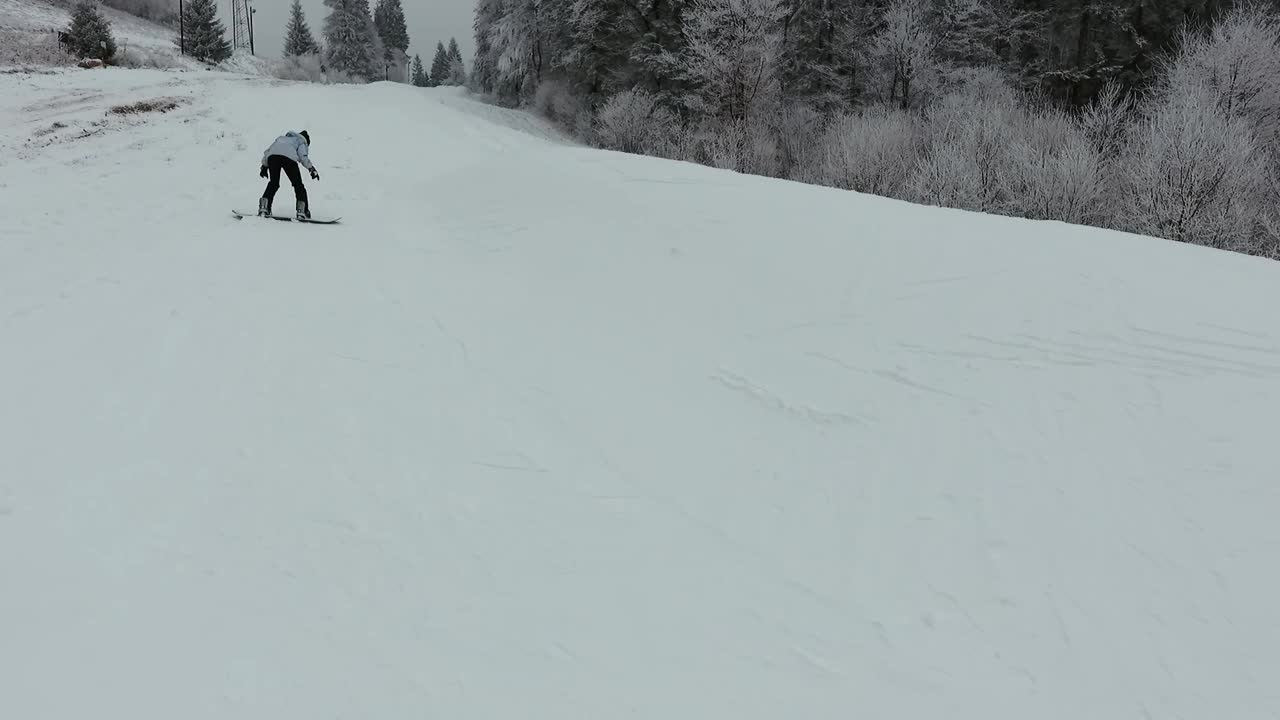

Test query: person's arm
[297,138,319,179]
[296,139,315,171]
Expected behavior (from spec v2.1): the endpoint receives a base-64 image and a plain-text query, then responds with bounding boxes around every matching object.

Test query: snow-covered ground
[3,67,1280,719]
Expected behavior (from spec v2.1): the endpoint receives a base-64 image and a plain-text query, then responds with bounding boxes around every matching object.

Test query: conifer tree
[429,41,450,86]
[486,0,544,98]
[411,53,426,86]
[181,0,231,63]
[446,37,466,84]
[778,0,872,111]
[67,1,116,62]
[373,0,410,56]
[471,0,503,93]
[323,0,379,80]
[448,54,467,85]
[283,0,320,57]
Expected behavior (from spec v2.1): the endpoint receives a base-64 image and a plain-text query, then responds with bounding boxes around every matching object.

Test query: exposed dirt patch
[108,96,184,115]
[32,120,66,137]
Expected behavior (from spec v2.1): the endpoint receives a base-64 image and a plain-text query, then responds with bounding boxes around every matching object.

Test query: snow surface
[3,68,1280,719]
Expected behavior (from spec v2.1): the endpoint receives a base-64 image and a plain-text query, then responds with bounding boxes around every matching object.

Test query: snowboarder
[258,130,319,220]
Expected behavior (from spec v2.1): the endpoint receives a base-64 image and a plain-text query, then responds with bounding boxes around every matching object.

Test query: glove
[309,167,320,181]
[259,165,267,178]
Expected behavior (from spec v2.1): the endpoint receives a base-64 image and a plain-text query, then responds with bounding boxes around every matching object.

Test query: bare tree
[678,0,787,122]
[873,0,938,109]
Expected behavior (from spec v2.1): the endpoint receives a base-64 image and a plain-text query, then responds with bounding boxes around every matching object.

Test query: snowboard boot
[258,197,271,217]
[296,199,311,221]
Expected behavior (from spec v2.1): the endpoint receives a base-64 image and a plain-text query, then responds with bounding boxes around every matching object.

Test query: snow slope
[3,68,1280,719]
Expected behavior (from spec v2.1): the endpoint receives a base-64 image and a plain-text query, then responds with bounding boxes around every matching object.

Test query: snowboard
[233,209,341,224]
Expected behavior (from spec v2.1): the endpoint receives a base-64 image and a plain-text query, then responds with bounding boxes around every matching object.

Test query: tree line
[284,0,466,86]
[469,0,1280,259]
[58,0,466,85]
[56,0,230,65]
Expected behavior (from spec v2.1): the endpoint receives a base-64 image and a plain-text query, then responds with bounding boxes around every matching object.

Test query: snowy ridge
[2,69,1280,719]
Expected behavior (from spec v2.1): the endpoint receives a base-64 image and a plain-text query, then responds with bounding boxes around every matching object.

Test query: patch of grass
[0,29,76,68]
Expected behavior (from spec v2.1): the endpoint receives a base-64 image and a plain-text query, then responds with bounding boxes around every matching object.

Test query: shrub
[775,104,827,182]
[593,89,678,155]
[1117,80,1265,251]
[271,53,326,82]
[1111,4,1280,252]
[908,78,1021,212]
[697,123,741,171]
[816,105,922,198]
[1079,81,1138,159]
[533,77,591,136]
[1002,108,1109,227]
[1162,4,1280,145]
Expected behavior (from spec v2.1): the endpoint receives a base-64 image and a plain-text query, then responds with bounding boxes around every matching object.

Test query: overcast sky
[244,0,475,66]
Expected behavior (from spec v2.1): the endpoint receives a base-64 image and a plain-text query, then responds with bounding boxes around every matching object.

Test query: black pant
[262,154,307,204]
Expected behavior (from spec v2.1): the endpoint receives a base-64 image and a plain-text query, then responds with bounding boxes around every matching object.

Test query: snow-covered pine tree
[778,0,873,111]
[429,41,451,85]
[446,37,467,84]
[67,1,116,62]
[471,0,680,105]
[411,53,426,86]
[181,0,231,63]
[552,0,619,99]
[448,54,467,85]
[373,0,410,56]
[621,0,691,104]
[323,0,379,80]
[1015,0,1221,106]
[555,0,691,107]
[471,0,503,93]
[283,0,320,57]
[487,0,545,99]
[366,2,388,77]
[932,0,1038,88]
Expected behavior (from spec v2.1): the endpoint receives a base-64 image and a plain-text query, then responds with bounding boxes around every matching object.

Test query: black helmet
[299,130,310,145]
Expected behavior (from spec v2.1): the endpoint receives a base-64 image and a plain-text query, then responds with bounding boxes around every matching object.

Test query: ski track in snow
[3,67,1280,720]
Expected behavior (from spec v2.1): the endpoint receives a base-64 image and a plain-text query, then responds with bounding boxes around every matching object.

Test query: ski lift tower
[230,0,255,55]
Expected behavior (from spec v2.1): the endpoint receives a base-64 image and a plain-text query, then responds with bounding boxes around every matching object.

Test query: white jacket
[261,131,314,170]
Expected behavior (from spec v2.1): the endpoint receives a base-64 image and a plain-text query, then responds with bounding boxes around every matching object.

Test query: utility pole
[178,0,184,54]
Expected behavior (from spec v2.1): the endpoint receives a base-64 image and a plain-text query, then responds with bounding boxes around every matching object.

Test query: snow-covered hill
[2,0,186,52]
[3,68,1280,719]
[1,0,268,71]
